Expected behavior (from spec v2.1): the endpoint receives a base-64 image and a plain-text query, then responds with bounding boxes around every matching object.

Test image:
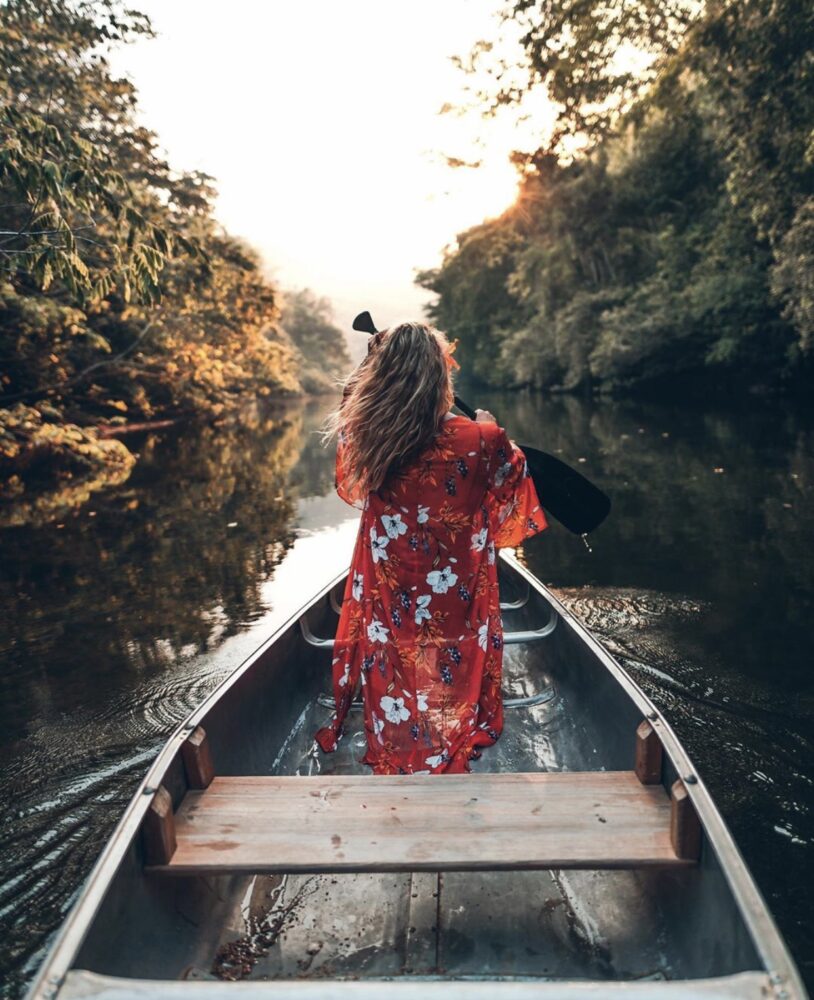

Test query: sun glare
[107,1,544,330]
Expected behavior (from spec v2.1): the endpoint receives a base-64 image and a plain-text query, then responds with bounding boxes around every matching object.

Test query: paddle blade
[352,310,378,334]
[521,445,611,535]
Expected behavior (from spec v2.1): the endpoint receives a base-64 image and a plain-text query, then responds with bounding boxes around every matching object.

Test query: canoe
[26,550,806,999]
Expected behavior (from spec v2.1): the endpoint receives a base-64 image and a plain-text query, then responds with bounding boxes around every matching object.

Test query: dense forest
[418,0,814,395]
[0,0,349,523]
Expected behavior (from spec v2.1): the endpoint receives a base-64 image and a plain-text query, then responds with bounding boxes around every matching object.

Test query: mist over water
[1,390,812,996]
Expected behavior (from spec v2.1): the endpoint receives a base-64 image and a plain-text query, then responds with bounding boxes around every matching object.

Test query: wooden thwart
[145,770,697,875]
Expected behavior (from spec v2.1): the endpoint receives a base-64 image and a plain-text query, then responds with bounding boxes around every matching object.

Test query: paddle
[351,310,611,537]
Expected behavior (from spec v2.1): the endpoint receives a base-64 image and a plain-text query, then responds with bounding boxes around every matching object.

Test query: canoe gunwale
[24,550,806,999]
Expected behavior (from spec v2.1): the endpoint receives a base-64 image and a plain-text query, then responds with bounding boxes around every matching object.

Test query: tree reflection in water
[0,396,339,740]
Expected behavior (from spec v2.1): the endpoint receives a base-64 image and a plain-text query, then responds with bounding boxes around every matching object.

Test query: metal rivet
[647,711,657,721]
[684,773,698,785]
[143,785,157,795]
[769,972,784,985]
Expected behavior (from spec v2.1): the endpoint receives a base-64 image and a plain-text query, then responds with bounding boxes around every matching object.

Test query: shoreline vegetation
[0,1,349,526]
[418,0,813,398]
[3,1,812,528]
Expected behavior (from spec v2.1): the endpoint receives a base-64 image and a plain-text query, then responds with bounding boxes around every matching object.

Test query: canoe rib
[146,771,694,875]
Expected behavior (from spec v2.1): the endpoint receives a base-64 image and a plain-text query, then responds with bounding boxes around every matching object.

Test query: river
[0,390,812,996]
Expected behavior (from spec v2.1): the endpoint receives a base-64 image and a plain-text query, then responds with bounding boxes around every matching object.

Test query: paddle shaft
[453,395,477,420]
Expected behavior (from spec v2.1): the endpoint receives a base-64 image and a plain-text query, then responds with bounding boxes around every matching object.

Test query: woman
[315,321,548,774]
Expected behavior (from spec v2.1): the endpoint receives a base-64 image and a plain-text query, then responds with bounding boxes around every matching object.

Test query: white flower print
[425,751,449,768]
[417,505,429,524]
[380,695,410,724]
[478,622,488,650]
[417,691,429,712]
[371,712,384,742]
[352,571,364,601]
[471,527,487,552]
[494,461,513,487]
[367,619,390,643]
[369,525,389,562]
[487,540,496,565]
[338,662,351,687]
[426,565,458,594]
[497,496,518,526]
[414,594,432,624]
[381,513,407,539]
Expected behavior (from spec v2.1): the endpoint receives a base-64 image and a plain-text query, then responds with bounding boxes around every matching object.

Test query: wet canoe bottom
[188,867,690,981]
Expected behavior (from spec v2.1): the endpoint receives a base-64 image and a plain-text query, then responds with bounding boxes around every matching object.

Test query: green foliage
[278,288,352,393]
[422,0,812,393]
[451,0,697,156]
[416,217,530,384]
[0,0,349,517]
[0,0,210,304]
[771,199,814,356]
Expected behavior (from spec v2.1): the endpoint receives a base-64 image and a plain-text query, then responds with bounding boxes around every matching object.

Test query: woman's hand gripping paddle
[352,310,611,537]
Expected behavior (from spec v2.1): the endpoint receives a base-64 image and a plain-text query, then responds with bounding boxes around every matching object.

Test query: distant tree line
[278,288,351,394]
[418,0,814,395]
[0,0,349,513]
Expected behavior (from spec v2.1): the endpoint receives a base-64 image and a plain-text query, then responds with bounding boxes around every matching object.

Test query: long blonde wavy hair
[325,321,456,497]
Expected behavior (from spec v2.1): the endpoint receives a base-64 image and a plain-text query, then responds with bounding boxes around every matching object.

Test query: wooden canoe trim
[141,785,176,866]
[635,720,663,785]
[148,771,695,875]
[670,779,702,861]
[181,726,214,789]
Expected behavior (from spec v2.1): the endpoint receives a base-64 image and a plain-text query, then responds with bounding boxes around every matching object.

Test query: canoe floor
[147,771,693,875]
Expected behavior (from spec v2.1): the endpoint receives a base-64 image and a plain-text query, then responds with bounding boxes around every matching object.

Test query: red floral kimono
[315,413,548,774]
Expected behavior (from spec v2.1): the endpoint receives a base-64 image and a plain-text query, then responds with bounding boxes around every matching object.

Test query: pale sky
[108,1,555,341]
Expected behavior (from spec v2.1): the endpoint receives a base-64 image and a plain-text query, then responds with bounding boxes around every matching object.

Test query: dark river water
[1,391,812,996]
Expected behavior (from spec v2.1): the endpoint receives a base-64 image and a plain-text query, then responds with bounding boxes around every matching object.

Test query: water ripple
[0,655,231,998]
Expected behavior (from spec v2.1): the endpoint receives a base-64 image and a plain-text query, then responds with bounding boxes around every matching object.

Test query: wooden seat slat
[147,771,693,875]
